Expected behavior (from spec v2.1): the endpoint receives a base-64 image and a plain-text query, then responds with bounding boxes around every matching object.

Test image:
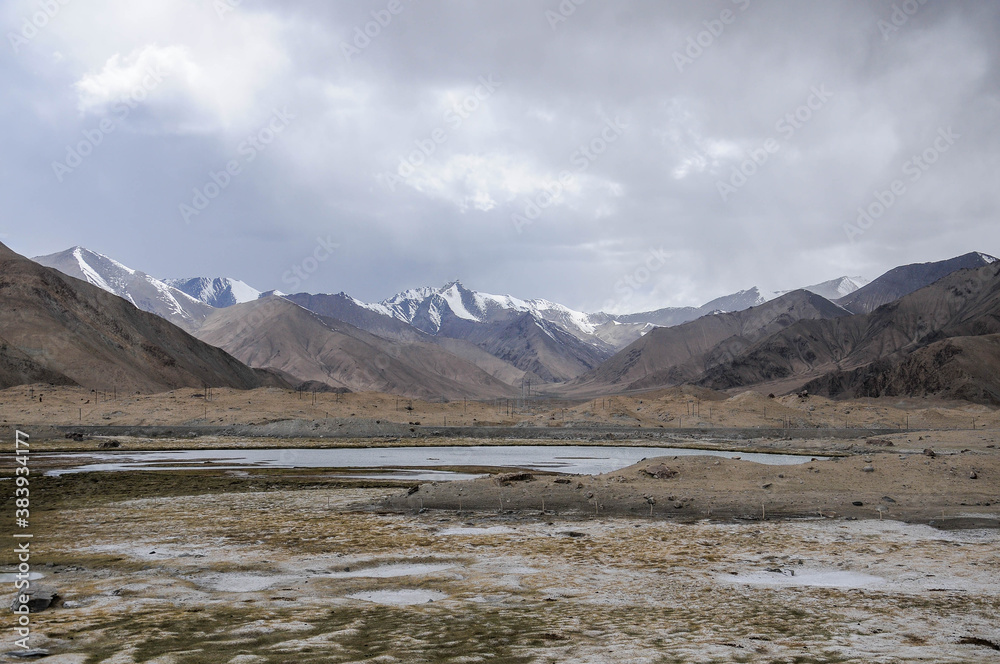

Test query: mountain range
[0,243,282,392]
[195,297,518,399]
[13,244,1000,403]
[166,277,262,309]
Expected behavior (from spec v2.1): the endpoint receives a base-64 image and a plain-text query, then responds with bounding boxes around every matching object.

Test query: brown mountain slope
[696,262,1000,392]
[0,336,75,389]
[287,292,609,383]
[430,337,530,386]
[802,334,1000,405]
[282,292,428,343]
[0,242,275,392]
[556,291,850,396]
[458,312,611,383]
[836,251,996,314]
[282,292,530,386]
[195,297,518,399]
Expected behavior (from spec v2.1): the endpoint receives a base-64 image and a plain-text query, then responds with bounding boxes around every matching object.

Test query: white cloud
[58,1,291,134]
[75,44,196,113]
[401,152,624,215]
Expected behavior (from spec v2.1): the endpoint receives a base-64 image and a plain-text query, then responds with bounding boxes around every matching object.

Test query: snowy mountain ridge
[32,246,213,330]
[166,277,262,308]
[34,246,873,340]
[771,276,870,302]
[353,280,599,338]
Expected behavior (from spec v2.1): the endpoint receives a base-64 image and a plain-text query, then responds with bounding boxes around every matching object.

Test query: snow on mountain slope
[166,277,262,308]
[612,287,768,329]
[772,276,869,301]
[358,280,601,339]
[349,281,784,353]
[32,247,213,331]
[838,252,997,314]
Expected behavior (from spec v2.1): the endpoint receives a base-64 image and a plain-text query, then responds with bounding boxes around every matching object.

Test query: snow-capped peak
[32,246,213,330]
[166,277,262,308]
[352,280,598,337]
[770,276,870,302]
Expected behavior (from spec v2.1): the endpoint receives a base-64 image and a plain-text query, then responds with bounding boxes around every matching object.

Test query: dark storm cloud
[2,0,998,312]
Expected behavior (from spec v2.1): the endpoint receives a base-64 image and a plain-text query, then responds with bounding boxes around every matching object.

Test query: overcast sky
[2,0,998,313]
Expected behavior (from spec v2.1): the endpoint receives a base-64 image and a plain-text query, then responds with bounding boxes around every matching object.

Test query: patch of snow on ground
[194,573,298,593]
[437,526,518,536]
[722,569,886,589]
[324,563,455,578]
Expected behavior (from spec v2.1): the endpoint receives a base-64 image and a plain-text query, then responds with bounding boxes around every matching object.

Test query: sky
[2,0,999,314]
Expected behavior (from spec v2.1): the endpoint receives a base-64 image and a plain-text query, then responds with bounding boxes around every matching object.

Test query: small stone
[881,496,896,503]
[852,501,864,507]
[862,466,874,473]
[969,471,978,480]
[10,588,58,613]
[923,448,937,458]
[8,650,50,659]
[493,471,534,485]
[761,483,773,489]
[642,464,678,479]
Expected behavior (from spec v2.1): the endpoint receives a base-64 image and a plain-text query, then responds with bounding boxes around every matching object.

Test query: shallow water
[0,572,44,583]
[41,445,825,479]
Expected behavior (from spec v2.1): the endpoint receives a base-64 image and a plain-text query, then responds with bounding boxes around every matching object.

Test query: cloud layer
[2,0,998,313]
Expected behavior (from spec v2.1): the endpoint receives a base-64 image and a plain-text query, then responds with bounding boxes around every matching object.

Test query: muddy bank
[16,483,1000,662]
[22,421,905,442]
[382,451,1000,527]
